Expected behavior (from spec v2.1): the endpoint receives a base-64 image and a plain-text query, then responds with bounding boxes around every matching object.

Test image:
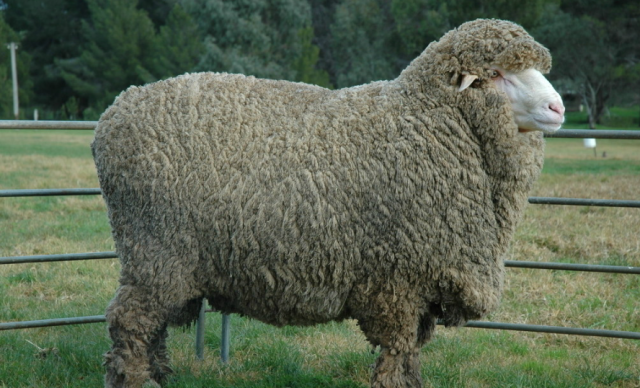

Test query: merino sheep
[93,19,564,388]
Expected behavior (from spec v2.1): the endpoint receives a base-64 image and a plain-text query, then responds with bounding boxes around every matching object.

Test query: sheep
[93,18,564,388]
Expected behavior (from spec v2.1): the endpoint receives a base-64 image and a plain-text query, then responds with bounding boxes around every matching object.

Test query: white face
[490,68,565,134]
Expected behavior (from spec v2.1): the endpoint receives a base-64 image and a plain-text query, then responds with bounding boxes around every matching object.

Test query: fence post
[221,314,230,363]
[7,42,19,119]
[195,299,206,360]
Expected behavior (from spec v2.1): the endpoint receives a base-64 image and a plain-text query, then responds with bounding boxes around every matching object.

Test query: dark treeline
[0,0,638,127]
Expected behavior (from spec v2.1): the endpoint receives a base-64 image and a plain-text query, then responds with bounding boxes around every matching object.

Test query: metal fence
[2,120,639,360]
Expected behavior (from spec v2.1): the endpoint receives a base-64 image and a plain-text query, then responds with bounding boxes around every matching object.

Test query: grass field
[1,129,639,387]
[564,105,640,129]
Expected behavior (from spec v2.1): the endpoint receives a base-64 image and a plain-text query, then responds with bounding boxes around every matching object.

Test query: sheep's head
[458,67,565,134]
[401,18,565,134]
[453,19,564,134]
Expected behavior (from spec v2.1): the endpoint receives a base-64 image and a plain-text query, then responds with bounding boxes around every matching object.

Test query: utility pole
[7,42,19,120]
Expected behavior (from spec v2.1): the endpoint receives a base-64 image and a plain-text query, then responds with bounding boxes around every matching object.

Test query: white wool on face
[492,68,565,133]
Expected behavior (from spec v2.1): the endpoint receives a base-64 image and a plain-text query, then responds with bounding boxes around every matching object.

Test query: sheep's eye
[489,70,500,79]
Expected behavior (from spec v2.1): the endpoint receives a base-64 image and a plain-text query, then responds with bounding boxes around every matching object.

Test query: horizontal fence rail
[4,188,639,209]
[3,251,639,274]
[3,313,639,340]
[1,120,639,140]
[0,120,98,130]
[545,129,640,139]
[0,316,106,331]
[0,188,102,197]
[528,197,640,208]
[461,321,640,340]
[504,260,640,274]
[0,252,117,265]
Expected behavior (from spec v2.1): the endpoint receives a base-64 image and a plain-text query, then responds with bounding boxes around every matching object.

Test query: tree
[391,0,558,59]
[326,0,559,89]
[55,0,201,118]
[293,25,331,88]
[391,0,450,58]
[180,0,312,81]
[444,0,557,29]
[138,0,178,27]
[3,0,88,113]
[152,4,203,79]
[330,0,400,88]
[55,0,159,117]
[534,1,640,128]
[308,0,341,86]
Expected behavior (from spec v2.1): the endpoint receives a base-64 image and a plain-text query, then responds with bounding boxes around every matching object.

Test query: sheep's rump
[93,72,506,327]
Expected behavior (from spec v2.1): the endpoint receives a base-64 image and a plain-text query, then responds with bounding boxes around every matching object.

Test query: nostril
[549,102,565,116]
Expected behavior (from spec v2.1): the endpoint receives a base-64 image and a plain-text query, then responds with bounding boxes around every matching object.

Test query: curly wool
[95,18,548,387]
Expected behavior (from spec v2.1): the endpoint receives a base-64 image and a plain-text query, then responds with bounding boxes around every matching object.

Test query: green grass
[543,158,640,175]
[1,128,639,387]
[541,137,640,175]
[564,105,640,129]
[0,130,95,159]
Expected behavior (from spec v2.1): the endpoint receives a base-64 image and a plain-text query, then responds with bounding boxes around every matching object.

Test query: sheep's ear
[458,74,478,92]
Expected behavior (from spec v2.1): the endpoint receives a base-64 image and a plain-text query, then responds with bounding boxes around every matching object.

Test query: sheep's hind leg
[104,285,171,388]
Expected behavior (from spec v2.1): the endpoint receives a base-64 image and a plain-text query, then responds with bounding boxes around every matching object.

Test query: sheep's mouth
[518,127,560,134]
[518,119,564,134]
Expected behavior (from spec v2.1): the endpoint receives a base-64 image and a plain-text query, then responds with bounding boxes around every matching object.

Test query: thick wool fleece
[95,19,548,388]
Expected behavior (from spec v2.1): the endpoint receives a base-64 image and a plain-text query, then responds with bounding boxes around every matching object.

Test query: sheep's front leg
[356,294,433,388]
[379,312,436,388]
[148,325,172,385]
[371,347,423,388]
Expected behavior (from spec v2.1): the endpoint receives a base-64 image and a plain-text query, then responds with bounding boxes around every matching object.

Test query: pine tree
[56,0,160,117]
[137,0,178,27]
[153,4,203,79]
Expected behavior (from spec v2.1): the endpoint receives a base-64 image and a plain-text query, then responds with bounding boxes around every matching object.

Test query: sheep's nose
[549,102,565,116]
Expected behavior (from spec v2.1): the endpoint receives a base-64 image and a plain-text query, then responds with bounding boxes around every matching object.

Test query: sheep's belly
[206,277,351,326]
